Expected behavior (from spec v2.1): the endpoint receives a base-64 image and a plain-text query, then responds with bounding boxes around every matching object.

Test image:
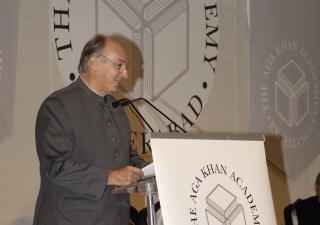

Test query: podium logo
[260,41,318,148]
[189,164,260,225]
[205,185,247,225]
[52,0,219,154]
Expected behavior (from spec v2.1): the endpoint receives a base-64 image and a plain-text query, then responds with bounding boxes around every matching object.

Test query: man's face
[96,40,129,95]
[314,182,320,198]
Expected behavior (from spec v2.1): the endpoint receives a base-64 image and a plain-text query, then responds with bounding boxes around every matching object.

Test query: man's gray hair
[78,34,107,74]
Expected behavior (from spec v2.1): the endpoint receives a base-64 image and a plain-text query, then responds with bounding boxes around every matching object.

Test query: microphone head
[112,101,120,108]
[112,99,129,108]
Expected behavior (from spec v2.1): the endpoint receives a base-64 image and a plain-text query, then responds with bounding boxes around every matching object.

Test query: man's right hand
[107,166,144,186]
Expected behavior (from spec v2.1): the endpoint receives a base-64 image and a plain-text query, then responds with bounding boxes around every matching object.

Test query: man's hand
[108,166,144,186]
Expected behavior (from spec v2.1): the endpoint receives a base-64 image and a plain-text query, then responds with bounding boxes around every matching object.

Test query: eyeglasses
[98,54,130,74]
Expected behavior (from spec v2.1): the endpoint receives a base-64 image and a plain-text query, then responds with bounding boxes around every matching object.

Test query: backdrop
[1,1,320,224]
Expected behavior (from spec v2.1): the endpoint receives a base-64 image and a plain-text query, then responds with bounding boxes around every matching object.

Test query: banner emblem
[261,41,318,149]
[52,0,219,154]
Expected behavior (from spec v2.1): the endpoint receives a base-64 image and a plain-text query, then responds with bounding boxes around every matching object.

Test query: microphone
[112,98,186,133]
[113,98,154,131]
[112,99,129,108]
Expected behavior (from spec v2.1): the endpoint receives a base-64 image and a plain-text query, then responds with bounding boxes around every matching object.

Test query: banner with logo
[151,133,277,225]
[51,0,224,155]
[0,0,19,143]
[249,0,320,179]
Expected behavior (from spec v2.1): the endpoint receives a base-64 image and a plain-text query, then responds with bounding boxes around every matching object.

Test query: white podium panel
[150,133,276,225]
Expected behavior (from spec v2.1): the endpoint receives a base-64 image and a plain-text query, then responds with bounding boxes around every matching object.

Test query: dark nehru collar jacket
[296,195,320,225]
[33,77,148,225]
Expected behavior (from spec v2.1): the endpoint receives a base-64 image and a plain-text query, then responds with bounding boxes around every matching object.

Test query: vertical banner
[51,0,220,155]
[249,0,320,179]
[0,0,19,143]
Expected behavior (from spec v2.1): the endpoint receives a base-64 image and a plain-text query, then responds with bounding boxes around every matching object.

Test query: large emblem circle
[52,0,219,154]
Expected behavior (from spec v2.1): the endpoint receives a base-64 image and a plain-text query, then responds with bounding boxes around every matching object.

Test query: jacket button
[114,152,119,158]
[103,106,107,111]
[107,121,112,127]
[111,137,115,142]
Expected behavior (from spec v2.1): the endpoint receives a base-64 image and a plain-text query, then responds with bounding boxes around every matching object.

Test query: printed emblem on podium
[275,59,309,127]
[97,0,189,99]
[205,185,246,225]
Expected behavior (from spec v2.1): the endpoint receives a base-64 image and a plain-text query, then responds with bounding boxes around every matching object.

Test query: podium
[149,133,277,225]
[114,133,277,225]
[112,178,158,225]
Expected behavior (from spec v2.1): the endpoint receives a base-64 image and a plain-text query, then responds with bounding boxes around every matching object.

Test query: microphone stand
[112,98,187,225]
[121,99,154,132]
[114,98,186,133]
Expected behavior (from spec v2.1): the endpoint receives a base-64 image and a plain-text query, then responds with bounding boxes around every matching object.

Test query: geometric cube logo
[205,185,246,225]
[97,0,189,100]
[275,60,309,127]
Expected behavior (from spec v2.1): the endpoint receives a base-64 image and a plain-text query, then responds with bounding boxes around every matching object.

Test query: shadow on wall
[264,135,285,171]
[9,217,32,225]
[264,135,291,225]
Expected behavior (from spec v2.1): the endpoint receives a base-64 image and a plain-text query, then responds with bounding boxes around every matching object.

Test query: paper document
[142,163,155,180]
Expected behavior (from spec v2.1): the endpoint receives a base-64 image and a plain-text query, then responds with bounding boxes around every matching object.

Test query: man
[296,172,320,225]
[33,34,148,225]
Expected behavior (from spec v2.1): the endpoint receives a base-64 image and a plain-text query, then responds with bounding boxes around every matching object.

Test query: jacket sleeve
[130,148,150,168]
[36,97,109,202]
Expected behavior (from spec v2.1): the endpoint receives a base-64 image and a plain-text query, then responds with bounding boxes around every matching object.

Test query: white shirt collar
[80,75,105,97]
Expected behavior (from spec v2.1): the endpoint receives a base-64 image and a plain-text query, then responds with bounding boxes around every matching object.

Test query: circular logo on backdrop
[260,41,319,148]
[51,0,219,154]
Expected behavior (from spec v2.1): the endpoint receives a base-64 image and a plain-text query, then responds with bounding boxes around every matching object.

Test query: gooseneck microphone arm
[112,98,186,133]
[131,98,187,133]
[112,98,154,132]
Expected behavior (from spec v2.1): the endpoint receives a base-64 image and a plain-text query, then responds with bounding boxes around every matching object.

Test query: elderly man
[33,34,148,225]
[296,173,320,225]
